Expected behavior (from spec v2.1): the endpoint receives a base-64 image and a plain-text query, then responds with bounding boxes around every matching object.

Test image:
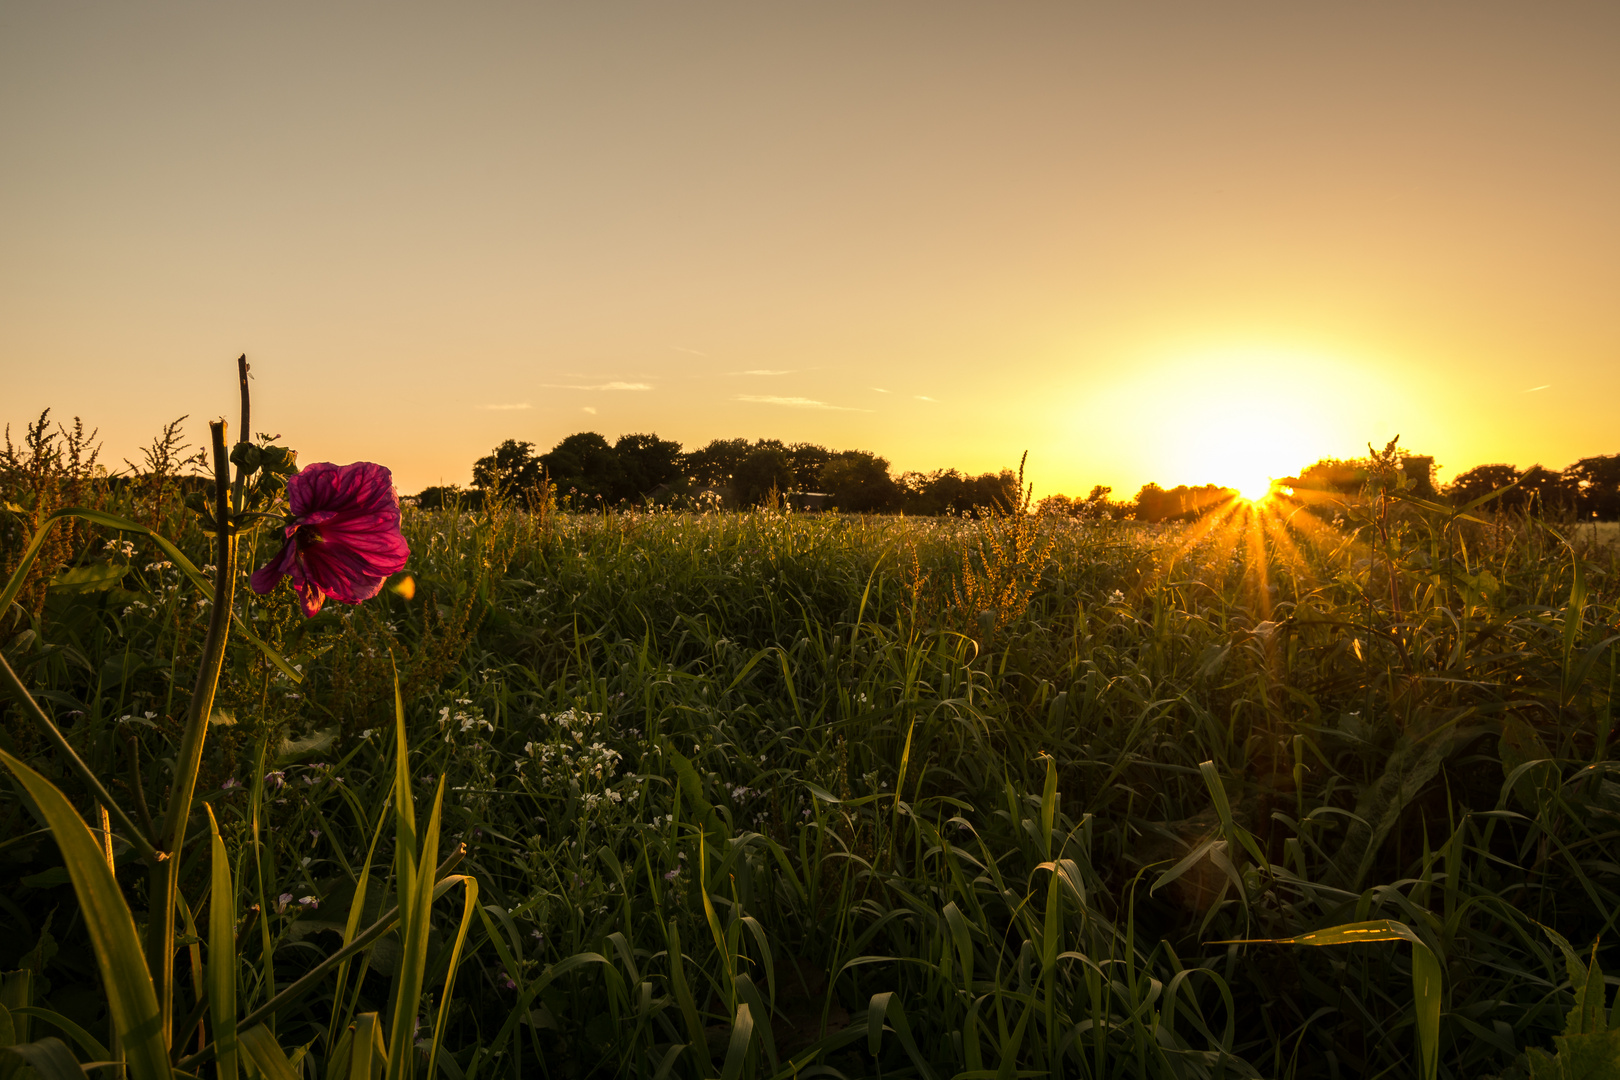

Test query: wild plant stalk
[0,358,474,1080]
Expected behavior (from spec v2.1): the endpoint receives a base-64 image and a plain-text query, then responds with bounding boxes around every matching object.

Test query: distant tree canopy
[1566,454,1620,519]
[614,433,685,498]
[820,450,898,512]
[1289,450,1437,500]
[1037,485,1131,522]
[540,432,624,504]
[471,439,544,499]
[447,432,1620,520]
[897,469,1019,516]
[1131,483,1233,524]
[734,444,796,507]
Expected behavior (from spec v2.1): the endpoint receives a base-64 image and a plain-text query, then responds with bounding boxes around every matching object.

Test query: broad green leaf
[1,1037,85,1080]
[10,1009,108,1064]
[0,748,170,1080]
[865,992,936,1080]
[1552,1029,1620,1079]
[48,562,127,593]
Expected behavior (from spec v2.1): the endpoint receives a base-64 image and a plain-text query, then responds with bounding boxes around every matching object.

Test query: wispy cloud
[481,402,532,410]
[871,387,890,393]
[542,382,652,391]
[914,395,937,402]
[733,369,794,376]
[1524,384,1550,392]
[736,395,870,412]
[582,406,597,414]
[672,345,707,356]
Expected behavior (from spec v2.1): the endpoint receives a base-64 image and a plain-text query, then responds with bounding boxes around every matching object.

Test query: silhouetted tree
[1035,493,1074,517]
[1565,454,1620,520]
[1445,464,1521,510]
[898,468,1018,516]
[541,432,624,504]
[819,450,897,512]
[786,442,832,490]
[684,438,752,487]
[1133,483,1231,523]
[1518,465,1572,514]
[415,484,484,511]
[733,445,795,507]
[472,440,545,501]
[614,433,684,501]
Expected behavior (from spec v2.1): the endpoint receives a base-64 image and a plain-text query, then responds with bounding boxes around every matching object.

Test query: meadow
[3,442,1619,1080]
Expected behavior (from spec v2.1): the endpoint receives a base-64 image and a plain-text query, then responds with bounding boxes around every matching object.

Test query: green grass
[3,482,1618,1079]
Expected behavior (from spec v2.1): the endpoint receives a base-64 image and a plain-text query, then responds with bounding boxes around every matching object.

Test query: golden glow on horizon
[1235,477,1275,503]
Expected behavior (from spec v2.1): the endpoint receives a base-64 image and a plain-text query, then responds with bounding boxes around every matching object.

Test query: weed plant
[2,423,1618,1079]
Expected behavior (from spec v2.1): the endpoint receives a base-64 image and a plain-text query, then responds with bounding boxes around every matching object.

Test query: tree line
[414,432,1620,521]
[414,434,1023,515]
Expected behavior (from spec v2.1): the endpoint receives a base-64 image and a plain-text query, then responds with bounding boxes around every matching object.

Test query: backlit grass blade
[238,1024,300,1080]
[0,748,170,1080]
[1223,920,1440,1080]
[424,875,479,1080]
[385,777,443,1080]
[205,805,238,1080]
[353,1013,386,1080]
[327,792,393,1053]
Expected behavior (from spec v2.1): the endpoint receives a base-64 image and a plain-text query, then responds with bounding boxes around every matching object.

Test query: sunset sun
[1235,476,1275,502]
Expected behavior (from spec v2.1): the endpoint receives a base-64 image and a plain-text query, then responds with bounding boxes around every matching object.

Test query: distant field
[5,493,1618,1079]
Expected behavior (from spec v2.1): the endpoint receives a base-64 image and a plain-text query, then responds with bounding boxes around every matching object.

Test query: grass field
[3,482,1618,1079]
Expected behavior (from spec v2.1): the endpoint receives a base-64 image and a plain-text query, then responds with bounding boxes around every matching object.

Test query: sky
[3,2,1617,499]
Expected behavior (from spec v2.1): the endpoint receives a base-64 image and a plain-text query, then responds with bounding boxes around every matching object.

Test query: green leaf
[238,1024,301,1080]
[719,1002,753,1080]
[0,748,170,1080]
[865,992,936,1080]
[662,921,711,1077]
[1551,1029,1620,1079]
[9,1008,109,1065]
[423,876,478,1080]
[205,806,238,1080]
[48,563,127,594]
[1,1037,85,1080]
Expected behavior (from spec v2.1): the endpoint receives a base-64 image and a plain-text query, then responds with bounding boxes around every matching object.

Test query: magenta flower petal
[251,461,410,618]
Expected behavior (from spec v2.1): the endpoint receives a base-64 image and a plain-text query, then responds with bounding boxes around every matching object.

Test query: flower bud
[230,442,263,472]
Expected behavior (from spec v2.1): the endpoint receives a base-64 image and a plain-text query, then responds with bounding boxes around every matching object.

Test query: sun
[1235,476,1275,502]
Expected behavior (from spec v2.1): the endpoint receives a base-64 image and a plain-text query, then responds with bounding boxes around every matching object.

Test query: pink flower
[250,462,410,618]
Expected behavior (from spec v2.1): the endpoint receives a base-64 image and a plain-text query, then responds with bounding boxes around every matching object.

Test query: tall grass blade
[205,805,238,1080]
[238,1024,301,1080]
[0,748,170,1080]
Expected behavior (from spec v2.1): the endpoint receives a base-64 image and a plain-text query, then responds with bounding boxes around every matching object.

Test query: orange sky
[3,3,1616,498]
